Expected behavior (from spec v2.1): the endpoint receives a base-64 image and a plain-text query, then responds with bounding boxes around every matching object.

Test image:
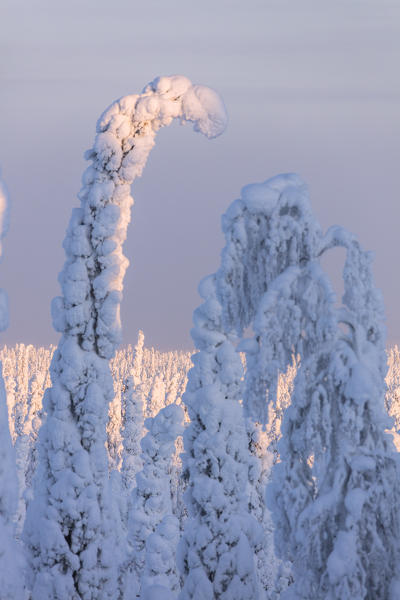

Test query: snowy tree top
[54,75,227,359]
[96,74,227,144]
[218,173,321,335]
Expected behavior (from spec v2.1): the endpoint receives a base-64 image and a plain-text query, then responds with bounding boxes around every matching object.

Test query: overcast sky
[1,0,399,350]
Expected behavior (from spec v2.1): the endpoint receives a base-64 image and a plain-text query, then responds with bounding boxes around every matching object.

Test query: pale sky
[1,0,399,350]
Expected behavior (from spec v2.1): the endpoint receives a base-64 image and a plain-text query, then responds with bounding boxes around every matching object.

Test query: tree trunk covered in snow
[23,76,227,600]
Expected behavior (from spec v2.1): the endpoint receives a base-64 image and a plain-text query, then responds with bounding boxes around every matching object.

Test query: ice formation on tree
[218,173,321,424]
[179,274,261,599]
[267,211,400,597]
[214,174,322,595]
[126,403,184,597]
[24,75,227,600]
[121,375,144,495]
[0,172,25,599]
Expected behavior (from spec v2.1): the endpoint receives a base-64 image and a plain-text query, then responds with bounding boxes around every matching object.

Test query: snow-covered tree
[179,274,261,600]
[268,225,400,598]
[121,375,144,495]
[217,173,321,425]
[146,373,167,417]
[16,370,46,525]
[0,171,25,599]
[132,330,145,386]
[386,346,400,446]
[23,75,227,600]
[213,174,323,595]
[125,403,184,597]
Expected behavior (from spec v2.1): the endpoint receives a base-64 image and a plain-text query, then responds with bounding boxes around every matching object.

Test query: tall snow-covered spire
[179,274,261,599]
[24,76,227,600]
[0,171,25,600]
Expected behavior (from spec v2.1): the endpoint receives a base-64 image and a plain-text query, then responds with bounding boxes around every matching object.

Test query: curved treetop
[53,75,227,359]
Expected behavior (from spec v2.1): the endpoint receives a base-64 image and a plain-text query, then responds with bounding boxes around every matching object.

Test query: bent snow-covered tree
[213,174,322,595]
[267,214,400,597]
[23,75,227,600]
[212,173,400,598]
[217,173,321,425]
[0,171,25,600]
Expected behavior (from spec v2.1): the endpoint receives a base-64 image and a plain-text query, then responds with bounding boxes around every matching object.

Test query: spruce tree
[0,171,25,599]
[126,403,184,597]
[268,223,400,598]
[23,75,227,600]
[179,275,261,599]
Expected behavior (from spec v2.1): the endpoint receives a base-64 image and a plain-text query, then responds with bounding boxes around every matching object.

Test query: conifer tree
[24,75,227,600]
[121,375,144,495]
[268,225,400,598]
[126,403,184,597]
[215,174,322,594]
[179,274,262,600]
[0,171,25,599]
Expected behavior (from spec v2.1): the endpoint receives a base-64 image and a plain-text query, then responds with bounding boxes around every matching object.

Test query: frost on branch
[24,76,226,599]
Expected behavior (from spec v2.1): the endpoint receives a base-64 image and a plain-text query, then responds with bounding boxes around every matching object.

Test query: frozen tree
[126,403,184,597]
[178,176,317,598]
[12,344,34,439]
[146,373,167,417]
[268,225,400,598]
[213,174,323,595]
[132,329,145,386]
[217,173,321,424]
[121,375,144,495]
[17,371,46,518]
[213,173,400,598]
[0,171,25,599]
[0,344,17,439]
[24,75,227,600]
[108,333,144,472]
[245,420,282,598]
[386,345,400,448]
[179,274,261,600]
